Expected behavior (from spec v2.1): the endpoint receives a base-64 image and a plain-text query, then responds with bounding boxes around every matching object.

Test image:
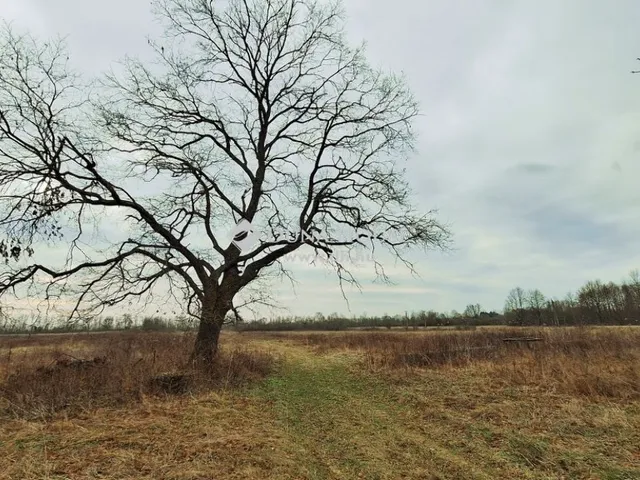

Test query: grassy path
[249,340,640,480]
[249,342,495,480]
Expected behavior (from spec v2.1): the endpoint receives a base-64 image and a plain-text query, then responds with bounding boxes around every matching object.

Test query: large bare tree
[0,0,451,364]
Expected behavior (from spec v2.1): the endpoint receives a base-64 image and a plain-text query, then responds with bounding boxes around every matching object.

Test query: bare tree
[577,280,607,324]
[545,299,560,326]
[525,289,545,325]
[504,287,527,325]
[624,269,640,320]
[0,0,450,365]
[463,303,481,319]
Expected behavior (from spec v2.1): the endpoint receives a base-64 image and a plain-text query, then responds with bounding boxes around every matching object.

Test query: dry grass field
[0,327,639,479]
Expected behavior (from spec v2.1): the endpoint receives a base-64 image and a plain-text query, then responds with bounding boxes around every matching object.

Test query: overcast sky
[2,0,640,318]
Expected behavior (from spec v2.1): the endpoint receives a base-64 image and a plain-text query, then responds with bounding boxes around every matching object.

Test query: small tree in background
[463,303,482,319]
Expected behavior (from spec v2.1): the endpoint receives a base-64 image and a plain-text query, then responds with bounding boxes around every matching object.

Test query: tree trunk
[191,299,229,367]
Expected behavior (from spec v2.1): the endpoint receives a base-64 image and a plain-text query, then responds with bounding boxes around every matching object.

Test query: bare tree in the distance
[0,0,451,364]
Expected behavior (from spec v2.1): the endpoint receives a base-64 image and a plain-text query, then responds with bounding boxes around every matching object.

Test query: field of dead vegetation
[0,326,639,479]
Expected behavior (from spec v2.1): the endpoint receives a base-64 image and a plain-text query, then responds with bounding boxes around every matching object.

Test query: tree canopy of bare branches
[0,0,451,364]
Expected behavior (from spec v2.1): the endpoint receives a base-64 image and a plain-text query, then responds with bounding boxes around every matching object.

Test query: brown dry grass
[272,326,640,399]
[0,331,275,420]
[1,391,298,479]
[0,327,638,479]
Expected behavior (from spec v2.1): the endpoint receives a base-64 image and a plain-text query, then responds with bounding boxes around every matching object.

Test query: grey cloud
[510,163,555,174]
[1,0,640,316]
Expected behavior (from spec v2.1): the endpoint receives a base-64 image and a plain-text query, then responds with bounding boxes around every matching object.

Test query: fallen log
[37,354,108,373]
[502,337,543,343]
[148,373,193,394]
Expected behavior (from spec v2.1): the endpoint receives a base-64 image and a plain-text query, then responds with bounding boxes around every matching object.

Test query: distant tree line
[1,270,638,334]
[0,313,198,335]
[236,310,504,332]
[503,269,640,326]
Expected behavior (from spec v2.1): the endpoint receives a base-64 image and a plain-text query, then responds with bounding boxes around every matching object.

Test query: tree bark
[191,295,230,367]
